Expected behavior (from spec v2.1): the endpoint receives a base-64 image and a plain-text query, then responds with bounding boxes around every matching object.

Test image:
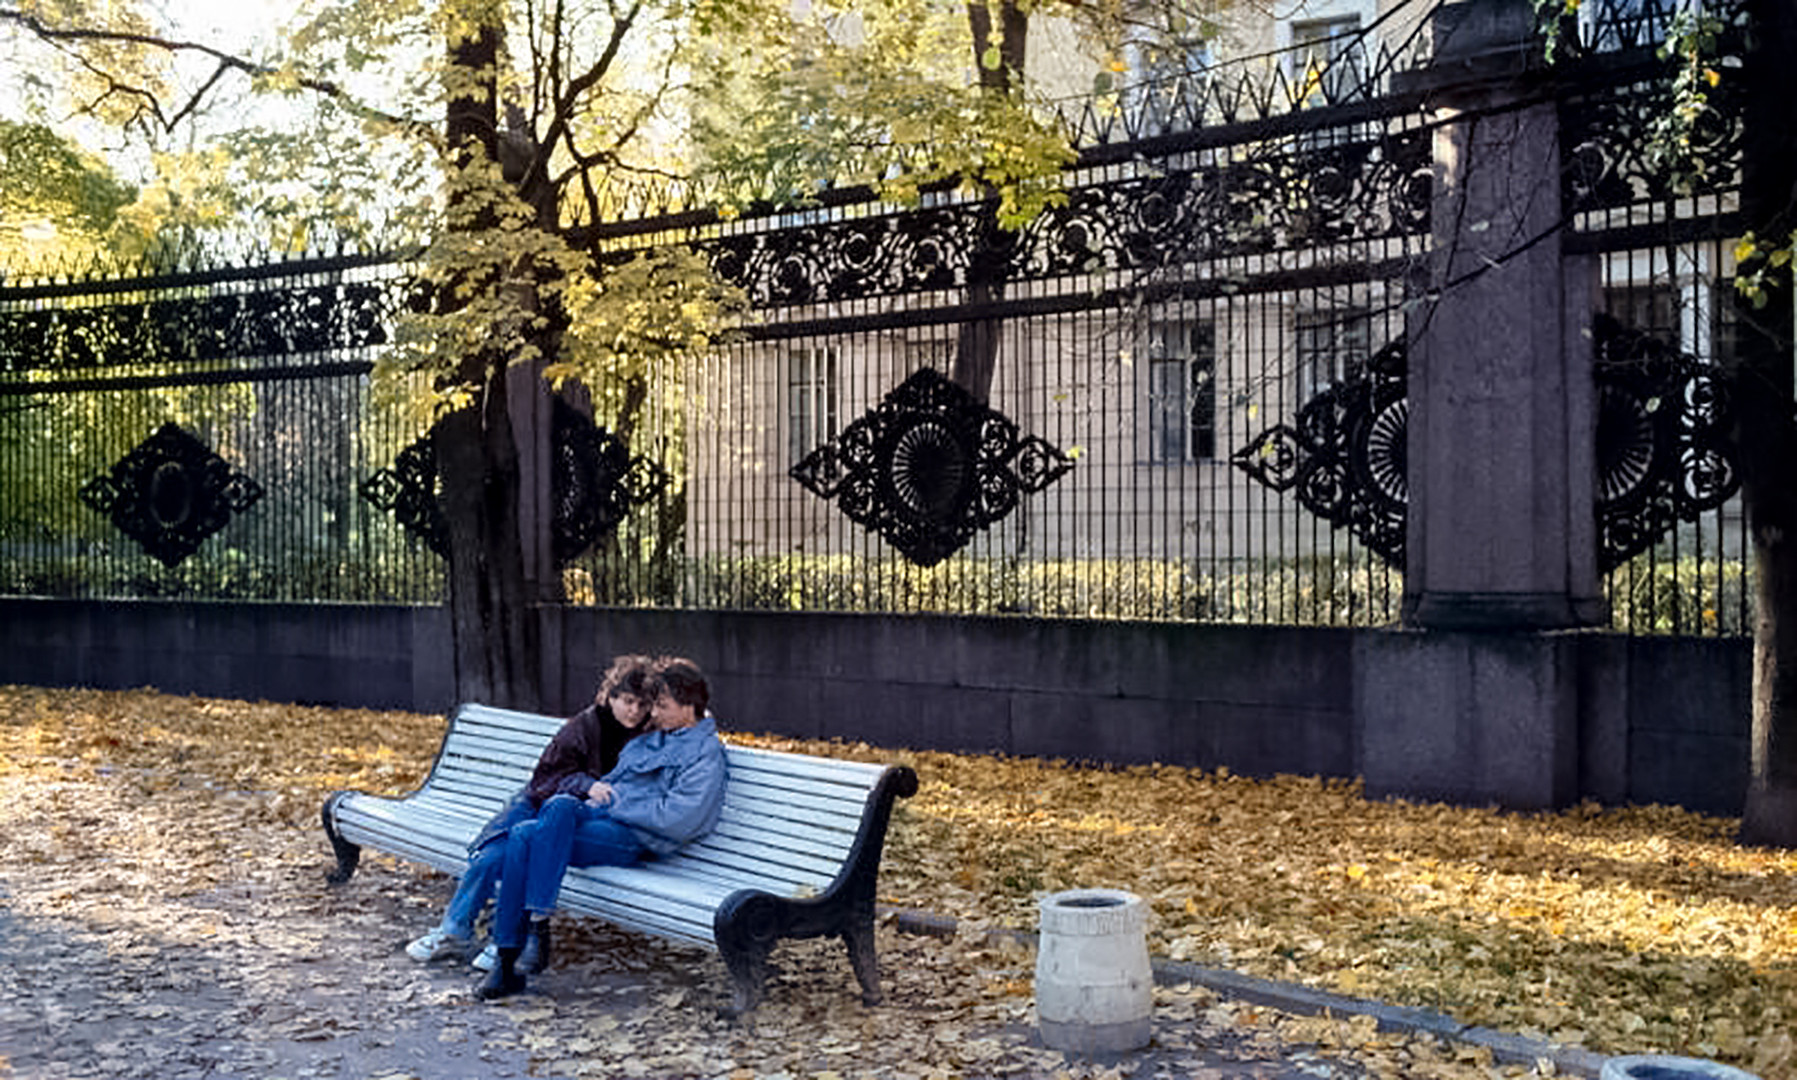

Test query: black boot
[477,946,527,1000]
[518,918,552,975]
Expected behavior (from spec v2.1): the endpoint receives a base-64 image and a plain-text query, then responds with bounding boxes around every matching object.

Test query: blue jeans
[493,794,646,948]
[439,794,537,939]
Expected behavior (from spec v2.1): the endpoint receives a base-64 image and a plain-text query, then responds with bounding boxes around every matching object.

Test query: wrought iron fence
[0,255,442,602]
[1563,9,1753,635]
[0,0,1754,633]
[564,79,1439,624]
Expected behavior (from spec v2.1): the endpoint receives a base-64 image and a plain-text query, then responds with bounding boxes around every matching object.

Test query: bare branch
[1,5,435,143]
[166,59,232,130]
[542,0,642,156]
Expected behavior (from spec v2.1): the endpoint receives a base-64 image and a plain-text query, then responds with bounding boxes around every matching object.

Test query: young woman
[477,656,728,1000]
[405,654,654,970]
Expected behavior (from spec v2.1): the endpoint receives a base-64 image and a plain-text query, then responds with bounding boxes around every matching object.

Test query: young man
[406,655,654,970]
[478,656,728,1000]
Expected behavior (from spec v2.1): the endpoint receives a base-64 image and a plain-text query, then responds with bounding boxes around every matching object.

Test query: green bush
[0,546,443,603]
[1,530,1754,637]
[1606,551,1751,635]
[628,552,1407,626]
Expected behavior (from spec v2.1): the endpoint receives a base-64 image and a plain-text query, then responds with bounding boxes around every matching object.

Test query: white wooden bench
[321,703,918,1014]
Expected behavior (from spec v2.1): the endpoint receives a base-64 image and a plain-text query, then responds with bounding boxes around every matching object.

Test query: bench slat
[644,855,822,897]
[672,839,842,886]
[698,821,855,869]
[720,795,863,831]
[717,810,861,849]
[721,779,874,820]
[725,745,888,783]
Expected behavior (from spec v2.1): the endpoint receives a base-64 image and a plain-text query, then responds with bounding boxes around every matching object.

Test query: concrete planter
[1035,888,1153,1053]
[1601,1055,1761,1080]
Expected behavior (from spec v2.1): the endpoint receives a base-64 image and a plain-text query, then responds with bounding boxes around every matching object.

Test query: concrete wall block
[1211,703,1355,780]
[1182,628,1355,709]
[1629,731,1750,817]
[0,599,1758,816]
[1576,633,1631,806]
[1626,637,1752,736]
[724,672,831,740]
[817,683,1014,757]
[1359,630,1578,809]
[1006,691,1193,766]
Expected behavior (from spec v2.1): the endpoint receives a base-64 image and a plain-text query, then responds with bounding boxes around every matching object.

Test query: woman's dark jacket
[468,703,635,855]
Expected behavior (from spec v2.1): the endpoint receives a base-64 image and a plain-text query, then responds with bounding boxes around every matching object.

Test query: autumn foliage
[1,685,1793,1077]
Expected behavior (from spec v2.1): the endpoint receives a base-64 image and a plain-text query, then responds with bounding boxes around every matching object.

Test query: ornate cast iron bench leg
[322,791,362,885]
[843,919,883,1006]
[715,892,783,1017]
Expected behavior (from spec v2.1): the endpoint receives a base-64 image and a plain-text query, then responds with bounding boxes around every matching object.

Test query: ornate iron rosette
[551,398,670,563]
[1561,78,1742,213]
[1231,317,1741,573]
[1231,340,1409,566]
[707,208,974,308]
[684,115,1432,311]
[1591,314,1739,570]
[78,423,265,568]
[790,367,1075,567]
[359,400,669,563]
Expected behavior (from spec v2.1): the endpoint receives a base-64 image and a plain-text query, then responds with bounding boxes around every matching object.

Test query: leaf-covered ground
[1,685,1792,1079]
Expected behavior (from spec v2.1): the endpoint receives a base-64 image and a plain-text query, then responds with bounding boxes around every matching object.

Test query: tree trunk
[952,0,1028,403]
[437,369,540,709]
[435,23,543,710]
[1736,0,1797,847]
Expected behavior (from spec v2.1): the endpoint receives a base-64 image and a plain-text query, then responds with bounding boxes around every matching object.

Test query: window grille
[787,347,840,467]
[1147,320,1217,463]
[1295,309,1371,404]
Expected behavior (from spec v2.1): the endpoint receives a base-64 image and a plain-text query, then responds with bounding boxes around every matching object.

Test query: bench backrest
[425,703,893,897]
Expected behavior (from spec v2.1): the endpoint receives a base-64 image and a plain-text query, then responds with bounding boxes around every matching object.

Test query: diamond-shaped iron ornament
[791,367,1075,567]
[358,402,669,563]
[1588,313,1740,570]
[358,431,450,558]
[1231,339,1409,566]
[78,423,265,568]
[552,398,670,563]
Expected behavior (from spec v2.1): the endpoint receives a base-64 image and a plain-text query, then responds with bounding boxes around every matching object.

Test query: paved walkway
[0,880,1367,1080]
[0,771,1595,1080]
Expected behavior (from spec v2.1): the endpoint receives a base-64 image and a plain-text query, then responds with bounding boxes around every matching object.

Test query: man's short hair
[649,656,709,715]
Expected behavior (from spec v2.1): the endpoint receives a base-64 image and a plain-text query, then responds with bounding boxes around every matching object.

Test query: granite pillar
[1362,0,1601,809]
[1401,0,1604,631]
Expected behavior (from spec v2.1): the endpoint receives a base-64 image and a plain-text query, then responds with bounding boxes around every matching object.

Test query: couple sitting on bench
[404,654,727,1000]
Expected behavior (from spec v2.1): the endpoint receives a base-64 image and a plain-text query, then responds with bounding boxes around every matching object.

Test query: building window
[1119,32,1213,133]
[1603,283,1680,348]
[1712,282,1740,367]
[1122,29,1212,88]
[1581,0,1651,52]
[788,347,838,466]
[1291,15,1365,104]
[1148,320,1217,462]
[1295,309,1370,404]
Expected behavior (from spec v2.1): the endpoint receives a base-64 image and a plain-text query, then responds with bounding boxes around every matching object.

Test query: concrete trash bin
[1035,888,1153,1053]
[1600,1056,1762,1080]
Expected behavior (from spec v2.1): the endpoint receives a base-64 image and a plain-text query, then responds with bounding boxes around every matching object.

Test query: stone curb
[883,906,1610,1078]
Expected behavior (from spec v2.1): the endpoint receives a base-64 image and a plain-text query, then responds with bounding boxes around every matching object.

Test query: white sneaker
[471,942,497,971]
[406,927,471,963]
